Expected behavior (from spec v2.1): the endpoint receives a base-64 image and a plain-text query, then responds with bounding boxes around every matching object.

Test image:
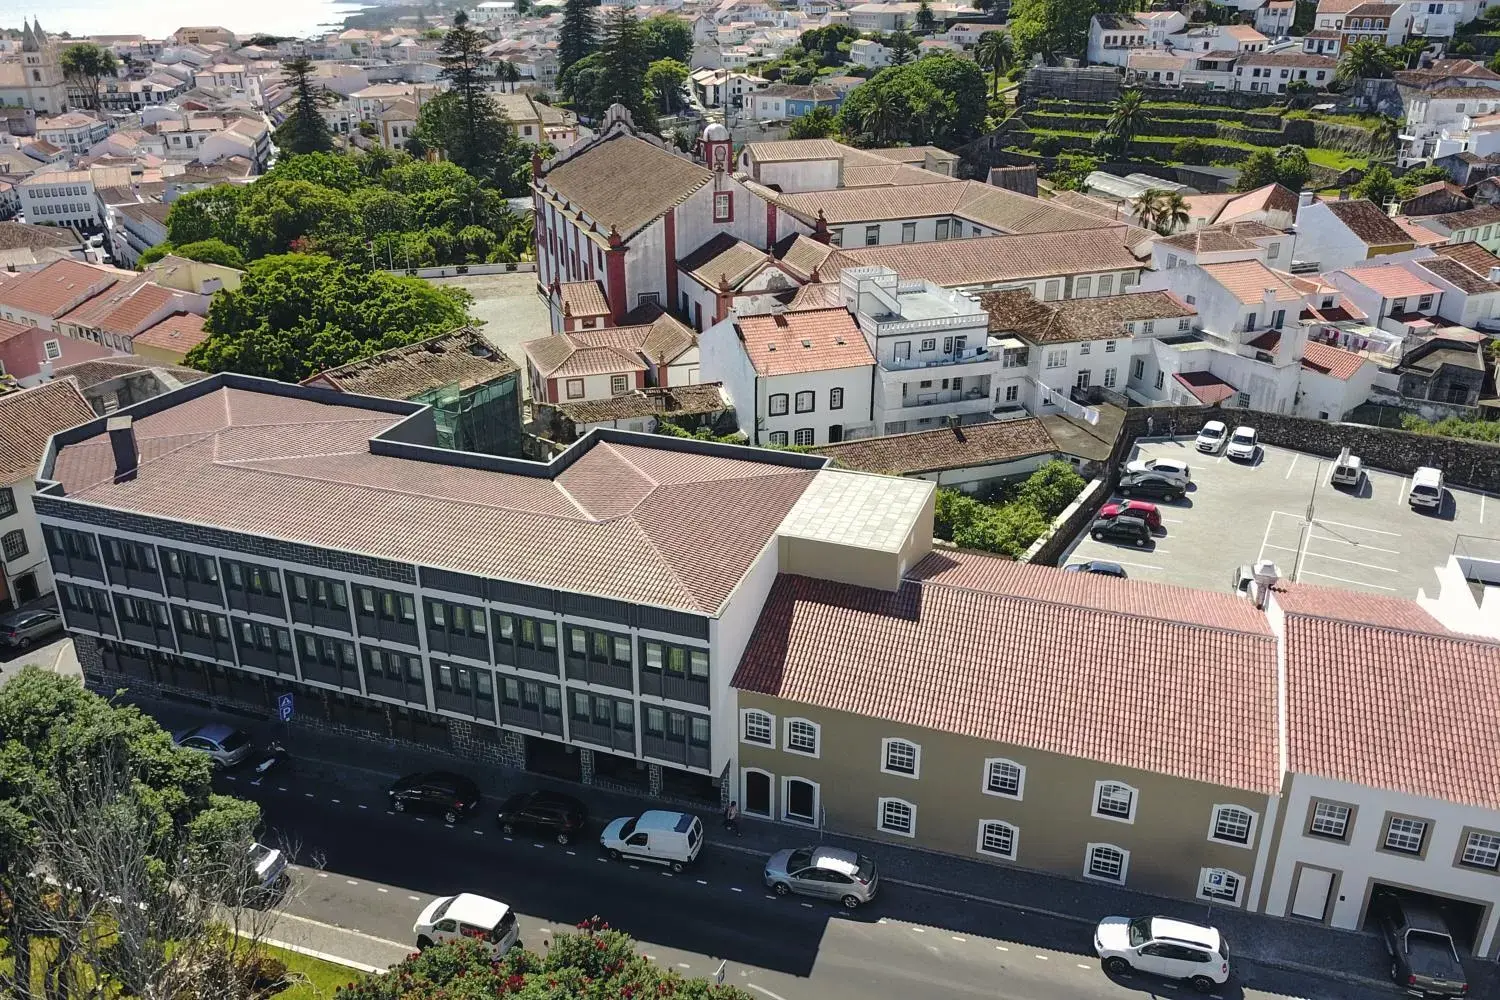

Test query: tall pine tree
[559,0,600,75]
[273,57,337,155]
[599,8,656,130]
[421,9,527,190]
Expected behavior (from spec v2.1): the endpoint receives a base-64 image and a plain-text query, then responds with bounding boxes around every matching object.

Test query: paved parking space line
[1306,532,1400,555]
[1299,569,1397,591]
[1395,478,1409,504]
[1285,453,1298,479]
[1307,517,1400,537]
[1301,550,1398,572]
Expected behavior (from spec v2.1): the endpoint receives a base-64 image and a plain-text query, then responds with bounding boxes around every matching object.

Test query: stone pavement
[115,690,1500,995]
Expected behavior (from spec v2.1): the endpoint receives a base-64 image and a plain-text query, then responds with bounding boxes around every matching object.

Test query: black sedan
[388,771,482,824]
[1064,560,1128,578]
[1090,514,1152,547]
[495,789,590,844]
[1116,471,1185,502]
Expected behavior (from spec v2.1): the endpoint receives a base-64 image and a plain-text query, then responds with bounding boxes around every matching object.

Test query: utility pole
[1291,459,1321,582]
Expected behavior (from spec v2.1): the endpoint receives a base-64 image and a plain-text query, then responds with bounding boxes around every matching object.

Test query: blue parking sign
[278,693,294,721]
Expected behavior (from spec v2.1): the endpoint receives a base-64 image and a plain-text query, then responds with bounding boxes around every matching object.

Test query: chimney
[1250,559,1281,610]
[107,414,138,482]
[1489,266,1500,283]
[1297,189,1315,208]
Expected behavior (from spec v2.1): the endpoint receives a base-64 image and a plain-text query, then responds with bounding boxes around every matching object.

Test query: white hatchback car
[414,893,519,955]
[1225,425,1258,461]
[1095,915,1230,992]
[1123,457,1191,485]
[1194,420,1227,454]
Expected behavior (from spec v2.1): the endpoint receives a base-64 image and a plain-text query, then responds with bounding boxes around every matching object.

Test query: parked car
[495,789,589,845]
[1090,514,1152,547]
[0,608,64,649]
[763,846,879,909]
[1116,472,1184,502]
[1372,891,1469,998]
[1064,560,1128,578]
[1195,420,1228,454]
[1123,457,1191,484]
[1330,447,1363,488]
[413,893,519,955]
[1094,915,1230,993]
[247,842,288,900]
[1225,426,1258,461]
[600,810,703,872]
[1409,467,1446,511]
[388,771,481,824]
[173,724,255,769]
[1098,499,1162,530]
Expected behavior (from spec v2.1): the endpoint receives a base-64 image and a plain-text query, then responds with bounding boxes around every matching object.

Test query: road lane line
[474,829,483,835]
[533,843,545,848]
[1483,495,1487,523]
[303,793,314,798]
[1300,569,1397,591]
[747,984,791,1000]
[997,946,1008,951]
[503,836,513,841]
[407,895,419,901]
[1396,478,1408,504]
[1078,964,1090,969]
[697,879,708,885]
[951,936,966,942]
[799,902,812,908]
[661,872,673,877]
[317,873,328,878]
[1035,955,1048,960]
[1285,453,1298,479]
[224,775,237,781]
[358,804,367,809]
[731,887,743,892]
[345,880,359,886]
[277,787,287,792]
[376,887,388,893]
[261,937,383,975]
[677,963,691,969]
[566,851,576,856]
[413,818,424,823]
[629,865,640,870]
[912,927,925,933]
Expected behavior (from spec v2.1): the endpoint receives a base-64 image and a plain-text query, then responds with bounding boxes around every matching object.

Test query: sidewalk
[131,691,1492,994]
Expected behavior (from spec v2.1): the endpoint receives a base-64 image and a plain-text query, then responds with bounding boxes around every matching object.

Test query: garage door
[1291,868,1333,920]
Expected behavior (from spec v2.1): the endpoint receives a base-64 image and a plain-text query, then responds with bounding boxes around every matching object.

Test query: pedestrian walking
[723,800,740,836]
[1146,415,1155,438]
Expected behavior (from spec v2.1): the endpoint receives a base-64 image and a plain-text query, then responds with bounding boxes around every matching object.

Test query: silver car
[0,608,64,650]
[173,723,254,768]
[763,846,878,909]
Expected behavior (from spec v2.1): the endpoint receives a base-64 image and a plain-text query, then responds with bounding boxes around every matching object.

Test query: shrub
[1034,134,1063,156]
[1015,460,1087,518]
[1172,138,1211,164]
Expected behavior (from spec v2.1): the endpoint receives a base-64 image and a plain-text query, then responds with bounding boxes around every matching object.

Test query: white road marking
[358,804,367,810]
[377,887,388,893]
[997,945,1009,951]
[697,879,708,885]
[951,936,966,942]
[1308,518,1398,537]
[1078,964,1091,969]
[414,818,425,823]
[596,857,608,863]
[747,984,792,1000]
[1285,453,1298,479]
[346,879,359,885]
[1483,495,1487,524]
[331,799,340,804]
[1396,477,1409,504]
[260,937,383,975]
[912,927,926,933]
[661,872,674,877]
[408,895,420,901]
[799,902,812,908]
[316,872,328,878]
[566,850,577,856]
[303,792,314,798]
[677,963,691,969]
[224,775,237,781]
[1307,533,1399,554]
[731,887,743,892]
[474,829,483,835]
[533,843,544,848]
[629,864,640,870]
[503,836,513,842]
[539,927,551,934]
[272,911,410,950]
[765,894,776,899]
[1035,954,1048,960]
[1300,550,1398,572]
[1299,569,1397,591]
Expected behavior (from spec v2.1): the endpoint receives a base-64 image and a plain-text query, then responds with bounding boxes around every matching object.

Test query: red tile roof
[736,308,875,377]
[133,312,209,354]
[0,379,96,484]
[812,419,1056,476]
[1299,342,1368,380]
[48,384,820,614]
[827,227,1144,288]
[733,551,1281,793]
[1173,371,1238,404]
[0,259,121,318]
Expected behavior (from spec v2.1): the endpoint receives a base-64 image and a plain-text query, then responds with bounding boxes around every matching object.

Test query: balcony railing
[884,346,991,370]
[900,388,989,408]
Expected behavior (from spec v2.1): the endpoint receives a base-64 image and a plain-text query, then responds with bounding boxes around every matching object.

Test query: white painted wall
[760,365,874,446]
[699,314,760,439]
[712,536,782,788]
[1293,364,1376,420]
[1294,202,1382,270]
[1,477,56,601]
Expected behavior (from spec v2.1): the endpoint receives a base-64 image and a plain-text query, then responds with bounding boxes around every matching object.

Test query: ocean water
[4,0,370,42]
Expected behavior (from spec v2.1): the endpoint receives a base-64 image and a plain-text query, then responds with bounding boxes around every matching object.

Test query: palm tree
[861,87,904,144]
[1336,39,1394,86]
[496,59,521,93]
[1106,89,1149,151]
[1132,188,1165,232]
[975,31,1013,99]
[1155,191,1190,235]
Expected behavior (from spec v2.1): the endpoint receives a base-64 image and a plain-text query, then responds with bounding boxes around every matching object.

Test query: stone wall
[1115,406,1500,493]
[1026,478,1109,566]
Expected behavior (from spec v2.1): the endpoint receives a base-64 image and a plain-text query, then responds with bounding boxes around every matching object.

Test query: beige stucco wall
[736,693,1276,905]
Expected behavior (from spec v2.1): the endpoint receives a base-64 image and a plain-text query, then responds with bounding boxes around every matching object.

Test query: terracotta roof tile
[736,308,874,377]
[978,289,1192,344]
[772,180,1117,234]
[304,327,517,398]
[61,278,179,336]
[557,280,611,318]
[771,233,836,279]
[679,232,768,290]
[734,551,1281,793]
[828,227,1144,288]
[787,282,843,311]
[1412,255,1500,295]
[1158,228,1259,254]
[1324,199,1414,247]
[51,356,210,389]
[1436,203,1500,229]
[541,133,712,240]
[0,259,122,319]
[1200,259,1305,304]
[1391,215,1448,246]
[523,315,696,378]
[48,385,820,613]
[1342,262,1442,298]
[552,383,729,425]
[0,379,96,484]
[1299,341,1367,380]
[1433,240,1500,273]
[1173,371,1238,404]
[813,419,1056,476]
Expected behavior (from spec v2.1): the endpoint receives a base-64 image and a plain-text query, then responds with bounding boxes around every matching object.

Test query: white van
[600,810,703,872]
[413,893,519,954]
[1409,467,1445,510]
[1330,447,1363,488]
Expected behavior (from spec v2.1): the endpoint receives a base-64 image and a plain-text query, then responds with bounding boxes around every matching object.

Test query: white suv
[1094,915,1230,992]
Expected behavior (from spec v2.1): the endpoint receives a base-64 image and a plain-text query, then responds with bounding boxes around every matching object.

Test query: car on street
[764,846,879,909]
[0,608,64,649]
[1094,915,1230,992]
[1090,514,1153,547]
[1371,891,1469,998]
[1123,456,1191,484]
[413,893,519,955]
[388,771,482,824]
[173,723,254,769]
[1225,426,1259,461]
[600,810,703,871]
[1330,447,1363,488]
[1098,499,1162,530]
[1409,466,1446,511]
[495,789,589,844]
[1064,560,1128,578]
[1195,420,1228,454]
[246,842,288,901]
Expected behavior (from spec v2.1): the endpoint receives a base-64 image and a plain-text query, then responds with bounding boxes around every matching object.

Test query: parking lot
[1061,436,1492,598]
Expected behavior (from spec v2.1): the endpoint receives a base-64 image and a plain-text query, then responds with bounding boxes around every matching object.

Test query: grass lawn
[1023,126,1368,172]
[270,943,368,998]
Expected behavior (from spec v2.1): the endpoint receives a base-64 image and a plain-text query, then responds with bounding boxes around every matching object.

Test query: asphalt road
[228,769,1396,1000]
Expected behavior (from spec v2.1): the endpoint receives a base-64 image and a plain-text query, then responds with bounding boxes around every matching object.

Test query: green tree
[267,149,364,191]
[598,8,658,129]
[559,0,600,74]
[1049,151,1098,190]
[1352,163,1398,206]
[1394,163,1453,199]
[496,58,521,92]
[1273,144,1311,190]
[172,238,247,269]
[645,57,690,113]
[889,30,918,65]
[1015,460,1086,517]
[1154,190,1190,234]
[1337,38,1394,84]
[1132,187,1166,232]
[917,0,938,31]
[858,86,905,143]
[1010,0,1098,64]
[59,41,118,111]
[641,13,694,63]
[1235,149,1281,190]
[187,253,471,381]
[1172,137,1210,164]
[432,10,513,179]
[559,50,609,119]
[234,178,357,258]
[974,30,1013,98]
[273,56,337,155]
[788,104,838,138]
[1104,88,1149,151]
[165,183,246,246]
[838,55,987,146]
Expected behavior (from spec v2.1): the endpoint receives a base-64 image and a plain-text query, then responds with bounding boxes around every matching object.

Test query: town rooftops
[551,383,729,426]
[767,179,1118,234]
[1411,255,1500,295]
[40,377,827,615]
[0,260,124,319]
[736,308,875,377]
[733,550,1280,794]
[539,131,713,241]
[1434,240,1500,273]
[0,379,95,485]
[1275,585,1500,809]
[1299,341,1367,380]
[1322,199,1415,246]
[1344,2,1401,17]
[303,327,518,399]
[679,232,770,289]
[977,289,1192,344]
[1094,13,1145,29]
[813,418,1057,477]
[1340,262,1442,299]
[1173,370,1239,404]
[1435,204,1500,230]
[524,315,696,379]
[1236,51,1336,68]
[0,222,81,252]
[51,356,210,391]
[1199,259,1305,304]
[556,280,611,318]
[1158,227,1261,255]
[60,276,178,336]
[825,227,1144,289]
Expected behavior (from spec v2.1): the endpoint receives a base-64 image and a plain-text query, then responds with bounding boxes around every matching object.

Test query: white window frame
[1092,780,1137,823]
[1461,830,1500,870]
[1384,816,1427,855]
[1084,843,1130,884]
[1208,804,1258,848]
[768,430,789,446]
[976,820,1018,860]
[1197,867,1245,906]
[740,708,775,748]
[981,757,1025,799]
[1309,800,1351,839]
[876,796,917,838]
[43,339,62,361]
[793,428,814,446]
[783,717,820,758]
[880,737,921,779]
[781,775,820,826]
[1045,349,1067,369]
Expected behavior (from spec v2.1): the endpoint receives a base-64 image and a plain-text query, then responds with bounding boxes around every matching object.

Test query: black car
[495,789,589,844]
[1090,514,1152,547]
[1064,560,1128,577]
[1116,472,1184,502]
[388,771,481,824]
[1372,892,1469,998]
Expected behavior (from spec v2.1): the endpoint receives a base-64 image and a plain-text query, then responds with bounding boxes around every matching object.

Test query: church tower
[20,19,67,113]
